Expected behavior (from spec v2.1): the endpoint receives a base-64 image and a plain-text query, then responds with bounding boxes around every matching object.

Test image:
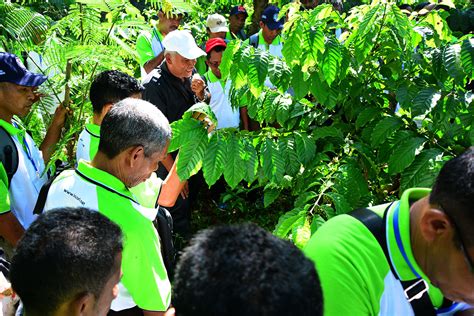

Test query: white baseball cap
[162,30,206,60]
[206,14,229,33]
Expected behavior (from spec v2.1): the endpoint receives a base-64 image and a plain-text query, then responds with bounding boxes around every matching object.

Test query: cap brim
[15,72,47,87]
[180,47,206,60]
[210,26,229,33]
[266,22,284,30]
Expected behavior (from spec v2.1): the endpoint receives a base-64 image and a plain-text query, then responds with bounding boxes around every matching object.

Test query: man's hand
[192,112,216,133]
[191,74,206,101]
[50,102,69,128]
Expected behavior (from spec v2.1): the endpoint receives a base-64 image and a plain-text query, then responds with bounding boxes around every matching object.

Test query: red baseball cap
[205,38,227,54]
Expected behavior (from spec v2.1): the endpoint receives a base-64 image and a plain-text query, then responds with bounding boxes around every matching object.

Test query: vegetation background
[0,0,472,248]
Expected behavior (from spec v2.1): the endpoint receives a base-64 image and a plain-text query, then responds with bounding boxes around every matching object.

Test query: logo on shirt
[64,189,85,206]
[0,70,5,76]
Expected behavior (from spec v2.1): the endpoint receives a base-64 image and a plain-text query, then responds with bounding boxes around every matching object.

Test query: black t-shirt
[143,62,207,124]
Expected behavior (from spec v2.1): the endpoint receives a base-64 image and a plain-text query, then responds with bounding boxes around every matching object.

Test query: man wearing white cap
[143,30,209,246]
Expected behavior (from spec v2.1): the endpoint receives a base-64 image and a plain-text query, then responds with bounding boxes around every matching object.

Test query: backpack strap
[153,207,175,278]
[349,205,439,316]
[0,127,18,186]
[33,171,62,215]
[249,33,259,49]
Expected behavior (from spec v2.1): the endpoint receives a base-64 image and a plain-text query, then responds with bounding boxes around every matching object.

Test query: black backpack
[249,33,259,48]
[0,127,18,187]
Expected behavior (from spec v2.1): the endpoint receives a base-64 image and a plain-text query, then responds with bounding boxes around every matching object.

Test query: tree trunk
[249,0,268,36]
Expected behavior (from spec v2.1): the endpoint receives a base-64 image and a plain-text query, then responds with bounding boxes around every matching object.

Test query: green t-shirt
[136,28,165,67]
[44,161,170,311]
[304,188,467,315]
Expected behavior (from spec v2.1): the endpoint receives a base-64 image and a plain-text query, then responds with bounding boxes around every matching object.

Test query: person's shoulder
[143,68,164,86]
[137,29,153,42]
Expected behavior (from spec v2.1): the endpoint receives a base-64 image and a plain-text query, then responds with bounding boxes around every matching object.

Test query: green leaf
[260,138,285,184]
[443,44,464,84]
[400,148,443,191]
[282,18,304,66]
[273,208,307,238]
[220,40,240,80]
[411,87,439,117]
[268,58,292,92]
[313,126,344,141]
[461,38,474,79]
[321,36,342,86]
[387,137,426,175]
[202,133,225,187]
[263,185,281,207]
[280,136,301,176]
[169,118,204,152]
[294,131,316,165]
[291,64,311,99]
[275,96,293,126]
[333,162,369,207]
[176,126,208,180]
[325,192,351,214]
[262,90,279,123]
[223,134,245,189]
[241,137,258,184]
[294,191,317,208]
[356,107,381,129]
[248,49,269,97]
[371,116,403,146]
[293,216,311,249]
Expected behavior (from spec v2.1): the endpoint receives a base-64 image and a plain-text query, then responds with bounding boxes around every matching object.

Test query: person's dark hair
[89,70,144,114]
[430,147,474,247]
[173,223,323,316]
[99,98,171,158]
[399,4,412,12]
[10,207,123,316]
[206,45,226,60]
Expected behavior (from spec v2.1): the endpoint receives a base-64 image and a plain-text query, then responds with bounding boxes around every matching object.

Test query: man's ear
[259,21,264,29]
[419,207,452,243]
[126,145,145,168]
[74,292,95,316]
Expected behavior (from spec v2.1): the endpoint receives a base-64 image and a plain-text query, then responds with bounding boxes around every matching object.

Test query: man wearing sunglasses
[305,147,474,315]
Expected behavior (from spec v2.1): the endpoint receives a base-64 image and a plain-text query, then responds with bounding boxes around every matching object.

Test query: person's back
[10,207,123,316]
[171,223,323,316]
[304,147,474,315]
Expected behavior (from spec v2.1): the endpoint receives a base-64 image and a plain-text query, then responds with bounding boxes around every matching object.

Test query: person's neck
[157,25,168,37]
[92,152,128,186]
[0,111,13,123]
[230,27,240,34]
[212,70,221,79]
[92,113,102,126]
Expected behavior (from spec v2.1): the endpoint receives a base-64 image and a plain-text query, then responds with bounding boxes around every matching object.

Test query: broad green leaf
[333,162,369,207]
[371,116,403,146]
[220,40,240,80]
[241,137,258,184]
[321,36,342,86]
[273,208,306,238]
[310,215,326,234]
[294,191,317,208]
[262,91,279,123]
[275,96,292,126]
[400,148,443,191]
[261,138,285,184]
[248,49,269,97]
[387,137,426,175]
[293,216,311,249]
[280,136,300,176]
[268,58,291,92]
[294,131,316,165]
[443,44,464,84]
[309,71,329,104]
[411,87,439,117]
[461,38,474,79]
[282,18,304,66]
[313,126,344,141]
[325,192,351,214]
[356,107,381,129]
[291,65,310,99]
[202,133,225,187]
[169,118,204,152]
[263,185,281,207]
[176,126,208,180]
[223,134,245,188]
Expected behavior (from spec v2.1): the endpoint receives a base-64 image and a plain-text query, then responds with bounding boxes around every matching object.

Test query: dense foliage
[1,0,473,246]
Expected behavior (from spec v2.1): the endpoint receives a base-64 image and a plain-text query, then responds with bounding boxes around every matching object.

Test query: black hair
[173,223,323,316]
[399,4,413,11]
[89,70,144,114]
[430,147,474,247]
[10,207,123,315]
[206,45,226,60]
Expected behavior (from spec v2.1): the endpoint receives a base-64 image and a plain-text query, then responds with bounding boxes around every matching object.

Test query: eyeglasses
[439,203,474,273]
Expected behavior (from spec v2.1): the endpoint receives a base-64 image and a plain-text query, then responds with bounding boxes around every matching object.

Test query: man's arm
[143,52,165,74]
[158,154,188,207]
[40,104,67,164]
[240,106,249,130]
[0,212,24,247]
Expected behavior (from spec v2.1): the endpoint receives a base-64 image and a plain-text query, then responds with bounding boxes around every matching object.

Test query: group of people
[0,2,473,316]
